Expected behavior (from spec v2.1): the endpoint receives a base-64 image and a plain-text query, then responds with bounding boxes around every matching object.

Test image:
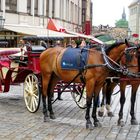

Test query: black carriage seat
[8,45,46,66]
[8,55,28,66]
[29,45,46,53]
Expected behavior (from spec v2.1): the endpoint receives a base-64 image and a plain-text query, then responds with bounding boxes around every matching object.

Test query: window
[52,0,55,18]
[0,0,1,11]
[6,0,17,12]
[60,0,62,18]
[130,7,137,15]
[61,0,64,19]
[75,4,78,24]
[27,0,31,14]
[46,0,49,17]
[82,9,86,23]
[34,0,38,15]
[70,2,74,22]
[66,0,69,21]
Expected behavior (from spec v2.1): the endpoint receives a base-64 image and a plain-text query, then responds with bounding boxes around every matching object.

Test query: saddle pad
[61,47,88,70]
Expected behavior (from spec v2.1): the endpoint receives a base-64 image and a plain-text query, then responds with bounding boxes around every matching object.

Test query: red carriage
[0,37,86,113]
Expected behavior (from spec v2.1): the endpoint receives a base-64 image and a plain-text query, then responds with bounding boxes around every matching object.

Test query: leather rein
[83,44,140,78]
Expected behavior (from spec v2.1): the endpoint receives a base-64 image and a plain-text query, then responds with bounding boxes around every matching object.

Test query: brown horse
[98,42,140,126]
[40,41,138,129]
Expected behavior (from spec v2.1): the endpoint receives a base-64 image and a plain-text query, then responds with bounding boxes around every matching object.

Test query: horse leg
[118,83,126,126]
[106,82,116,117]
[48,73,59,119]
[130,84,138,125]
[98,94,105,117]
[92,85,102,127]
[85,80,95,130]
[98,83,106,117]
[42,74,51,122]
[57,88,63,100]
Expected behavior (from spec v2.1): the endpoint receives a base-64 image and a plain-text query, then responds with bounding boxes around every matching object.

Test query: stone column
[1,0,5,18]
[38,0,43,16]
[54,0,60,19]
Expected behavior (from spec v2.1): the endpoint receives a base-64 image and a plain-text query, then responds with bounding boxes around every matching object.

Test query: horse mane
[105,41,125,55]
[90,41,126,53]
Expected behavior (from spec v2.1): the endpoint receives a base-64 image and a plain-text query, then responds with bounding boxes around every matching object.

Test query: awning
[3,24,77,38]
[66,31,103,44]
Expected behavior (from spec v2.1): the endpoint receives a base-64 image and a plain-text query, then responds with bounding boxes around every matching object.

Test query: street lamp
[127,28,132,40]
[0,16,5,31]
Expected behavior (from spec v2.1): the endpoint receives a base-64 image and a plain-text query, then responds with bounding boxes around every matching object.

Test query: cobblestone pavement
[0,84,140,140]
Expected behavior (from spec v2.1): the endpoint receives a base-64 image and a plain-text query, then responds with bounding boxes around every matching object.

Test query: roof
[128,0,139,7]
[66,31,103,44]
[3,24,77,38]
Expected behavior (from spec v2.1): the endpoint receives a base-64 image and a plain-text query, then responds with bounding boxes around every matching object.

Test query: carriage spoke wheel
[24,74,40,113]
[71,84,87,109]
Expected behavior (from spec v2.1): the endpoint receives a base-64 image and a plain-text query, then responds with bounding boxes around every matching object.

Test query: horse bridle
[101,44,140,78]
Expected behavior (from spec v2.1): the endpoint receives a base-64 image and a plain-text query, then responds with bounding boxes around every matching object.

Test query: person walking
[79,39,86,49]
[71,40,77,48]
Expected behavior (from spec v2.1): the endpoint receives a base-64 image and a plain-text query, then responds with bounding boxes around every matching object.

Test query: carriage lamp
[127,28,132,40]
[0,16,5,31]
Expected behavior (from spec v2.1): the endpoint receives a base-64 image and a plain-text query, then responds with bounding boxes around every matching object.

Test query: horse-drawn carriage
[0,37,86,113]
[1,37,140,129]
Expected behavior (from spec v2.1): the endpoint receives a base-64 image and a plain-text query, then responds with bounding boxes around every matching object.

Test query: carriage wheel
[23,73,41,113]
[71,84,87,109]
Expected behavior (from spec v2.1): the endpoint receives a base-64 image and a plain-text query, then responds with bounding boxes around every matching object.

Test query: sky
[92,0,132,27]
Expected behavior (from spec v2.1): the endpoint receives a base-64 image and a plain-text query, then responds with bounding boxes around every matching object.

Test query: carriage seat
[29,45,46,54]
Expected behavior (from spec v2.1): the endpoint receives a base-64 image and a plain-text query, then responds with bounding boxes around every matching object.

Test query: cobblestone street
[0,84,140,140]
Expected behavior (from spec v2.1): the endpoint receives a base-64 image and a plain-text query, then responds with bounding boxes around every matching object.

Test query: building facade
[0,0,93,47]
[128,0,140,40]
[0,0,86,32]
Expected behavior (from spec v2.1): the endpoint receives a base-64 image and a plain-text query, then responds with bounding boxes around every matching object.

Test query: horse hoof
[98,111,104,117]
[94,121,102,127]
[50,114,56,119]
[51,97,54,101]
[108,112,114,117]
[86,123,94,130]
[131,119,138,125]
[58,98,63,100]
[43,112,49,122]
[44,116,49,122]
[118,120,125,127]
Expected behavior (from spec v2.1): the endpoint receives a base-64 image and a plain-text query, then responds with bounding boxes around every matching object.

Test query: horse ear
[125,39,129,47]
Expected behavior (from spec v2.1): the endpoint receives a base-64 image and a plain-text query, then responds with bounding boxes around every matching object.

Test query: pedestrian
[55,40,62,46]
[18,39,26,60]
[79,39,86,49]
[71,40,77,48]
